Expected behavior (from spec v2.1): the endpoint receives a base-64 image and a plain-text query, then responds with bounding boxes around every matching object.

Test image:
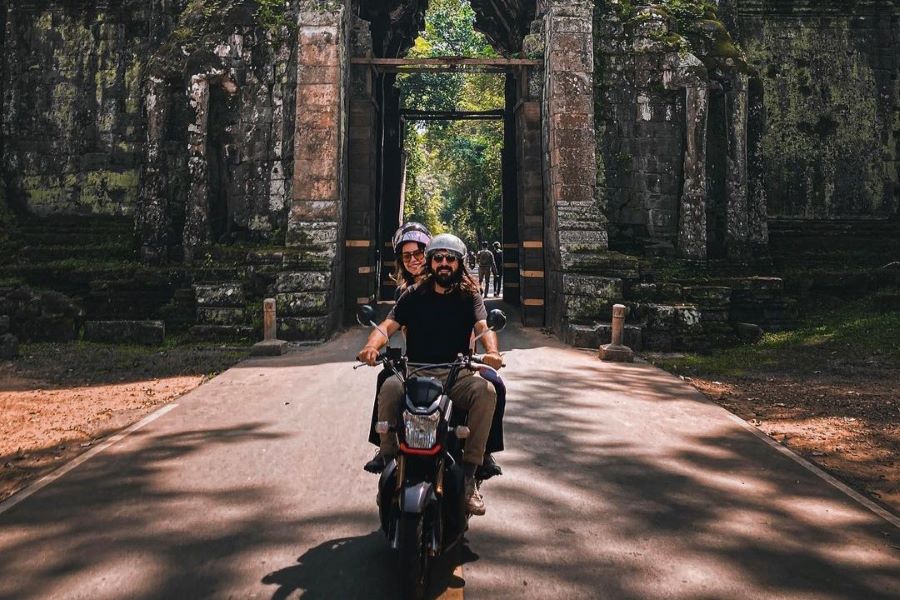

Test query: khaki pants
[378,369,496,466]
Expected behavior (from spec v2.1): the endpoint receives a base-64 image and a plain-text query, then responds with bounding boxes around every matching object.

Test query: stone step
[18,244,135,262]
[17,230,133,246]
[189,324,256,342]
[83,320,165,345]
[196,306,247,325]
[193,282,246,308]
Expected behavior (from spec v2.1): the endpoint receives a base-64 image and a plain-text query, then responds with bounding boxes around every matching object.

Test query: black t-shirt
[388,285,487,364]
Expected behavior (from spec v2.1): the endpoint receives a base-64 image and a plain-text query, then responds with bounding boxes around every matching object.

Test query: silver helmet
[425,233,467,260]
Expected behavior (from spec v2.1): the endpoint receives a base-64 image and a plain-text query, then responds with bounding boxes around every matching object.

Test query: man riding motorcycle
[357,233,502,515]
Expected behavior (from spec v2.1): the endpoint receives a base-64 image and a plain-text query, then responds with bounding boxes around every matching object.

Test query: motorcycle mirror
[356,304,376,327]
[486,309,507,332]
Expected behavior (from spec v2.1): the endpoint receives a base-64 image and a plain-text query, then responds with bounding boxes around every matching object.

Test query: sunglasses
[400,249,425,262]
[431,253,458,264]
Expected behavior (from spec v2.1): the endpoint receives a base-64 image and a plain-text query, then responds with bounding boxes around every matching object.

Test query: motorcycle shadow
[261,531,471,599]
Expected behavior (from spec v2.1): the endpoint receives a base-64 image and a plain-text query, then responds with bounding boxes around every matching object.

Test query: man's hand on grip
[482,352,503,370]
[357,346,379,366]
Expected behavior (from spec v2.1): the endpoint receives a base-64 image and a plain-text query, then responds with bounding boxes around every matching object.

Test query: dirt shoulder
[685,370,898,512]
[0,342,248,502]
[647,298,900,516]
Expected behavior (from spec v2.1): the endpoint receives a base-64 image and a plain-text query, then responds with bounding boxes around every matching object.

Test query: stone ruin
[0,0,898,352]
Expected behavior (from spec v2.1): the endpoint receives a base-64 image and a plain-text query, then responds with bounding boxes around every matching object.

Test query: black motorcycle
[355,305,506,600]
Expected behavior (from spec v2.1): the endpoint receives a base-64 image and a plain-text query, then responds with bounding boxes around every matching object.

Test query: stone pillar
[285,1,348,339]
[542,0,607,334]
[747,75,768,252]
[183,73,212,263]
[725,73,750,260]
[663,52,709,261]
[137,75,171,263]
[344,17,378,322]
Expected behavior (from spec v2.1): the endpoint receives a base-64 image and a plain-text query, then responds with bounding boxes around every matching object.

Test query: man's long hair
[418,258,480,296]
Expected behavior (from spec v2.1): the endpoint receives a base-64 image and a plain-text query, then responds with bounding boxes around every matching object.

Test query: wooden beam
[401,109,504,121]
[350,56,542,73]
[351,57,542,66]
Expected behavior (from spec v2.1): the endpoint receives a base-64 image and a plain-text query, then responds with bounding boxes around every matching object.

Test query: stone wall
[2,1,182,216]
[722,0,900,219]
[593,1,765,260]
[137,0,298,260]
[3,1,297,253]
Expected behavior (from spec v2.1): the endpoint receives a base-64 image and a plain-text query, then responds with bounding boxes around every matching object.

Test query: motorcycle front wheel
[398,512,429,600]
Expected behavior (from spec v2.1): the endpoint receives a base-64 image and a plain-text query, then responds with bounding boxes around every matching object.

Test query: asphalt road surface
[1,301,898,599]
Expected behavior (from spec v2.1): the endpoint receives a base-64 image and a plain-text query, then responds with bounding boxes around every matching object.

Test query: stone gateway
[0,0,897,348]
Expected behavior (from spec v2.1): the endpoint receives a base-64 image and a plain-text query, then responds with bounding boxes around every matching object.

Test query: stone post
[599,303,634,362]
[252,298,288,356]
[263,298,277,341]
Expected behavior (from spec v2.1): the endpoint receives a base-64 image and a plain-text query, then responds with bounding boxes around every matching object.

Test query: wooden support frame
[350,56,542,74]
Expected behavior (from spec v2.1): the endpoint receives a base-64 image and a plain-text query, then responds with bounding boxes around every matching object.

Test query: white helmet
[425,233,467,259]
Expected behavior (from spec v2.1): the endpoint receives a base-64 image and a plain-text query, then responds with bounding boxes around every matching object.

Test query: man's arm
[357,318,401,365]
[474,319,502,369]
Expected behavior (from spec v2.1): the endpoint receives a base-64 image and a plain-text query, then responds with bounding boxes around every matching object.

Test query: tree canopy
[399,0,505,247]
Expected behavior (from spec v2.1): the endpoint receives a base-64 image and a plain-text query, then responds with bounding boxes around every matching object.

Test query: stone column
[284,1,348,340]
[663,52,709,261]
[137,75,171,263]
[747,76,768,251]
[725,73,750,260]
[183,73,212,263]
[542,0,607,334]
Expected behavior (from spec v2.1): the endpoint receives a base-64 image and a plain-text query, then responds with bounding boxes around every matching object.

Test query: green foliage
[649,297,900,377]
[256,0,293,31]
[399,0,498,112]
[399,0,505,246]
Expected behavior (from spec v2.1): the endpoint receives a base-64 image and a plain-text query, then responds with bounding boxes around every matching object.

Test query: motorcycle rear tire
[398,512,429,600]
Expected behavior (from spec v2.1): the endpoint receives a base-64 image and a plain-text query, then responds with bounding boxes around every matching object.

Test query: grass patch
[648,297,900,377]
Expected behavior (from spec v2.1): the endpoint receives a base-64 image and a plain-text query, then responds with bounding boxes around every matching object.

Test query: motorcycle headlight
[403,411,440,449]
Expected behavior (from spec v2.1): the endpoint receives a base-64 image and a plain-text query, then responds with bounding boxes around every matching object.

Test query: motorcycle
[355,305,507,600]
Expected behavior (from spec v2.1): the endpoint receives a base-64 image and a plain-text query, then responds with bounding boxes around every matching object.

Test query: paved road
[1,302,899,599]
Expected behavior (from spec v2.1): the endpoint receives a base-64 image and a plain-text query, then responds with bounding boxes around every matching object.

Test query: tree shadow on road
[0,422,344,600]
[470,353,900,599]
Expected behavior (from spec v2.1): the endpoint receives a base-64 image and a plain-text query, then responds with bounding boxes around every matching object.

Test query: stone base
[599,343,634,362]
[251,339,289,357]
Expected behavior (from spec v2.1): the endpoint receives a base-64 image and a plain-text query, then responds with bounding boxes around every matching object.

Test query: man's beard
[433,264,462,288]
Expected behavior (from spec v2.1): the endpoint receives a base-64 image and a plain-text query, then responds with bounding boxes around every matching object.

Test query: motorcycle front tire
[398,512,429,600]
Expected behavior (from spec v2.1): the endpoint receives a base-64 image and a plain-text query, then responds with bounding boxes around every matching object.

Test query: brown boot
[464,476,485,516]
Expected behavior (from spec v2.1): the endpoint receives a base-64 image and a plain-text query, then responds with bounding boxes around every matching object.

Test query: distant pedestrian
[492,241,503,297]
[477,241,498,297]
